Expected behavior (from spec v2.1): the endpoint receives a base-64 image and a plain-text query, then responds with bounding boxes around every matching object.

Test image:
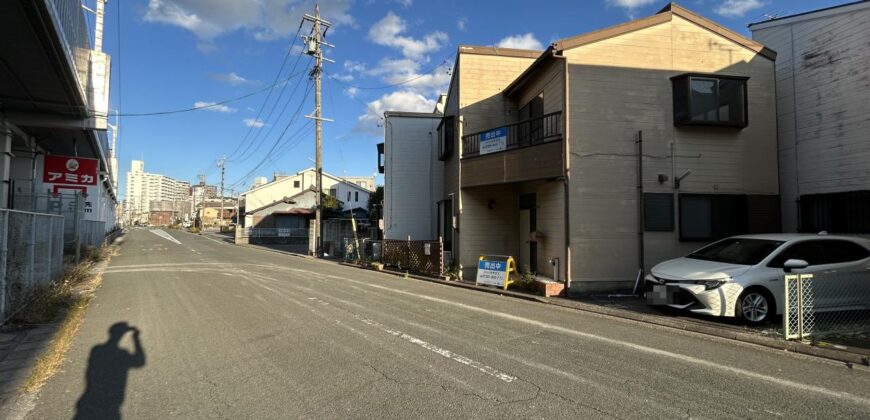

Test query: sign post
[475,255,517,290]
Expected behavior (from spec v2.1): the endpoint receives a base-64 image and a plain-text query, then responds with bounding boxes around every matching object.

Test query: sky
[100,0,848,200]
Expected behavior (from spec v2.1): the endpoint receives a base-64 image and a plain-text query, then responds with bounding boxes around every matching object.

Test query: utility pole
[303,4,334,257]
[218,157,226,230]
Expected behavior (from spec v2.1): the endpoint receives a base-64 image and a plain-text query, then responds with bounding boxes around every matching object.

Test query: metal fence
[784,272,870,340]
[1,209,65,323]
[344,238,443,277]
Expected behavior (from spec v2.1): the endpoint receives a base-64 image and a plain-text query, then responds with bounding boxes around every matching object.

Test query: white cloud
[495,33,544,50]
[143,0,354,42]
[243,118,265,128]
[344,87,359,97]
[394,0,413,6]
[606,0,656,16]
[356,90,436,134]
[456,17,467,31]
[211,72,256,85]
[368,12,448,59]
[289,44,305,55]
[381,63,452,95]
[330,73,355,82]
[194,101,235,113]
[344,60,367,73]
[714,0,766,17]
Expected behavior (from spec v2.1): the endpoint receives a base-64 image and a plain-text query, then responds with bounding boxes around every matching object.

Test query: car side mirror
[783,259,809,272]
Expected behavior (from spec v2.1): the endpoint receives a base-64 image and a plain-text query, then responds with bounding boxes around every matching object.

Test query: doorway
[519,193,537,273]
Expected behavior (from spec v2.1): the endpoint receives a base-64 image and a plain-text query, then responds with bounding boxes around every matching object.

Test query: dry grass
[22,293,90,393]
[12,245,114,394]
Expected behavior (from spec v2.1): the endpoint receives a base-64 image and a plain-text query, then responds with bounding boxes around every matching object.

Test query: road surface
[23,228,870,419]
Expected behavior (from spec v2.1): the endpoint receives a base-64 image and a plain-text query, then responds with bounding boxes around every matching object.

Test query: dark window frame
[437,116,455,161]
[671,73,749,128]
[293,180,300,188]
[644,193,675,232]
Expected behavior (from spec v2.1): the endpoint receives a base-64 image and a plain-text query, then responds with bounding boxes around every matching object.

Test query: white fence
[784,272,870,340]
[1,209,65,323]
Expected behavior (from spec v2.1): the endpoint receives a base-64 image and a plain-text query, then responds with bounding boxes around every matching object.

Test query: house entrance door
[518,193,537,274]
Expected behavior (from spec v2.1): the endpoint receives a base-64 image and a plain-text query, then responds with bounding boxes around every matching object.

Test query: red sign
[43,155,99,186]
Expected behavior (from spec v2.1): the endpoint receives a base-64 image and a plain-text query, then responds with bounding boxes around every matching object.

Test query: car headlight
[694,279,729,290]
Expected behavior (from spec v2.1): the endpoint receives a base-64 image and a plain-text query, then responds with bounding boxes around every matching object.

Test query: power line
[86,69,309,118]
[225,23,306,160]
[230,58,314,163]
[329,56,453,90]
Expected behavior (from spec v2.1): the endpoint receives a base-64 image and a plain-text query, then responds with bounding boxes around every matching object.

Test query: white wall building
[124,160,191,224]
[241,168,374,228]
[380,111,444,240]
[751,1,870,233]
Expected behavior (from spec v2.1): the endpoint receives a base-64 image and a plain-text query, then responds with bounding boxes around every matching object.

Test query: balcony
[460,112,564,188]
[462,112,562,158]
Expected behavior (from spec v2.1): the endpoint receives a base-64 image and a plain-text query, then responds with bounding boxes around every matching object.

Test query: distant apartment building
[383,3,780,294]
[751,1,870,234]
[124,160,191,224]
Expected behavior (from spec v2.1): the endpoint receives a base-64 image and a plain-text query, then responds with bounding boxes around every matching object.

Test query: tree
[367,186,383,222]
[321,193,344,219]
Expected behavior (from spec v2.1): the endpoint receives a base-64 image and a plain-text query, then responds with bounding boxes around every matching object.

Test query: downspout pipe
[634,130,645,296]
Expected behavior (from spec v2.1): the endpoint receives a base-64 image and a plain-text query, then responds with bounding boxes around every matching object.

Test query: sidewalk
[0,324,59,410]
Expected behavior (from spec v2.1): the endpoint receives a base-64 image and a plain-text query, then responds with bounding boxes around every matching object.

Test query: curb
[337,262,869,367]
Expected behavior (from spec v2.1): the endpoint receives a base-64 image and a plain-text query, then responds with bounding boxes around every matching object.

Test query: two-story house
[396,3,781,294]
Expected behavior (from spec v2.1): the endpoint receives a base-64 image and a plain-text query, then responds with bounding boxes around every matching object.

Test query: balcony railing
[46,0,92,98]
[462,111,562,158]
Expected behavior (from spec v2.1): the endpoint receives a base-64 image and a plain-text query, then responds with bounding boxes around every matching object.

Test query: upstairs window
[672,74,748,128]
[438,116,455,161]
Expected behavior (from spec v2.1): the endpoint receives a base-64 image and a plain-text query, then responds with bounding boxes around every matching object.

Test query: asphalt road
[22,228,870,419]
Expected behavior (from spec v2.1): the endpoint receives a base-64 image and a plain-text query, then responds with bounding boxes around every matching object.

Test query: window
[672,74,748,128]
[293,180,300,188]
[347,191,351,202]
[329,188,337,197]
[770,239,870,267]
[768,240,829,267]
[438,116,455,160]
[377,143,385,174]
[688,238,784,265]
[800,190,870,233]
[355,191,359,202]
[679,194,780,241]
[644,193,674,232]
[519,92,544,142]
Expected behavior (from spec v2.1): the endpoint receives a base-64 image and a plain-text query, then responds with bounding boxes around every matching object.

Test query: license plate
[647,284,680,305]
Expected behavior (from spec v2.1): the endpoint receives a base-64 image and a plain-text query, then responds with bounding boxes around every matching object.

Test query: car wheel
[736,288,775,325]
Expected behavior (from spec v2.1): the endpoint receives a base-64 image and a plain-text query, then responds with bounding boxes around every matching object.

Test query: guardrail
[1,209,65,324]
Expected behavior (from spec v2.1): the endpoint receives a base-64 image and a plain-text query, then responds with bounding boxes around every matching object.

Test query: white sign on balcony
[479,127,507,155]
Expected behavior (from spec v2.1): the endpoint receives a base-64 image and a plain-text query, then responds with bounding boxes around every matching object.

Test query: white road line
[352,314,516,383]
[149,229,182,244]
[339,277,870,408]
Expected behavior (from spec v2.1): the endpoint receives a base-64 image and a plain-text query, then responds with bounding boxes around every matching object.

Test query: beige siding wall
[458,54,537,136]
[459,184,520,279]
[521,181,565,279]
[452,52,536,276]
[514,59,565,116]
[562,16,778,292]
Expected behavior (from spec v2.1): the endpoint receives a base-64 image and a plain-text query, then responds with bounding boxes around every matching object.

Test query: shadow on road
[74,322,145,420]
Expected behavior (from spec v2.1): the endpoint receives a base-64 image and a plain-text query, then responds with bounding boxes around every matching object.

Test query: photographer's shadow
[74,322,145,420]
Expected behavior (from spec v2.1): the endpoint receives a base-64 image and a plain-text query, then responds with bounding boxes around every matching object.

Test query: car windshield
[687,238,784,265]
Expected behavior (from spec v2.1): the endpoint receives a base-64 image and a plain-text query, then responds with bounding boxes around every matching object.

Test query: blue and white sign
[479,127,507,155]
[476,259,508,287]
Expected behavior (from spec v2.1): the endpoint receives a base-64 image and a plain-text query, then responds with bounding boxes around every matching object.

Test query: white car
[645,234,870,325]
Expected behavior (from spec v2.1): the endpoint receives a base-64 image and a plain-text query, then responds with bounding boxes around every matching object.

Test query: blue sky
[102,0,846,199]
